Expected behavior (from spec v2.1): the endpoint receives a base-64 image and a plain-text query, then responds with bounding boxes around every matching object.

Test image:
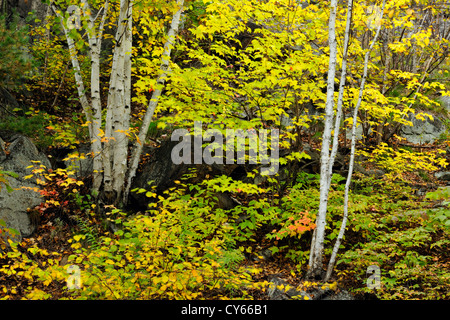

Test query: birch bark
[123,0,185,204]
[325,0,387,281]
[111,0,132,204]
[81,0,109,193]
[51,5,92,134]
[306,0,338,279]
[103,0,132,204]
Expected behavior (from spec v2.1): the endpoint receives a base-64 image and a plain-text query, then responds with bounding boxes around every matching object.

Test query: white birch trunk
[103,0,131,203]
[82,0,109,193]
[122,0,185,204]
[325,0,387,282]
[307,0,338,279]
[51,5,92,135]
[111,0,132,204]
[327,0,353,184]
[53,2,109,194]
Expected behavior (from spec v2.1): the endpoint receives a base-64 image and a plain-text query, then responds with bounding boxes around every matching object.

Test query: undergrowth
[0,166,449,300]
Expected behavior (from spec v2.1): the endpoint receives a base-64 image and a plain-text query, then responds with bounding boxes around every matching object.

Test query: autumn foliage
[1,0,450,301]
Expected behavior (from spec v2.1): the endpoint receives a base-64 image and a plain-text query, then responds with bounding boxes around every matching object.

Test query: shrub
[2,177,266,300]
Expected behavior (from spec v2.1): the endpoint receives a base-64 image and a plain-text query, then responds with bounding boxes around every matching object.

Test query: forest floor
[1,160,449,300]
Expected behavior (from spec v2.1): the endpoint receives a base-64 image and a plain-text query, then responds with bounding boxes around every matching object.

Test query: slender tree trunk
[103,0,132,204]
[51,5,92,134]
[325,0,387,282]
[82,0,109,194]
[123,0,185,205]
[111,0,132,204]
[328,0,353,187]
[54,1,109,195]
[306,0,338,280]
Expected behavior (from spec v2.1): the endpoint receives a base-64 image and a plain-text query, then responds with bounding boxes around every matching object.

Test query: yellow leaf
[97,129,105,137]
[169,273,177,282]
[135,134,141,145]
[329,282,338,290]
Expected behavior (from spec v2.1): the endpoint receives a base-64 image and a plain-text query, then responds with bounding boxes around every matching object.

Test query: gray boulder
[129,140,235,208]
[130,141,189,208]
[440,95,450,112]
[0,132,51,242]
[400,114,446,144]
[435,171,450,182]
[1,133,51,175]
[322,289,355,300]
[0,177,41,240]
[267,275,311,300]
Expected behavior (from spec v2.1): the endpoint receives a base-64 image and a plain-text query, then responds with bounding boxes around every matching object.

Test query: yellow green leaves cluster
[3,175,265,300]
[338,195,450,299]
[0,239,68,300]
[360,142,448,181]
[33,178,265,300]
[63,218,254,299]
[154,0,329,138]
[27,13,87,102]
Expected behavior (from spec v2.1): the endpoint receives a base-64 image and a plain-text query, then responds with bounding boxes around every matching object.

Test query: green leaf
[115,230,124,237]
[270,246,279,254]
[7,251,21,258]
[2,171,19,179]
[7,227,20,236]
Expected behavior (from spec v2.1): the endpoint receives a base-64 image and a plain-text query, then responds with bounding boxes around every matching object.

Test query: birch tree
[51,0,185,206]
[51,0,107,194]
[307,0,387,280]
[306,0,339,280]
[325,0,387,282]
[123,0,185,204]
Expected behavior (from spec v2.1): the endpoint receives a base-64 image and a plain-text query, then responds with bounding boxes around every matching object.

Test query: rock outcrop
[0,131,51,242]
